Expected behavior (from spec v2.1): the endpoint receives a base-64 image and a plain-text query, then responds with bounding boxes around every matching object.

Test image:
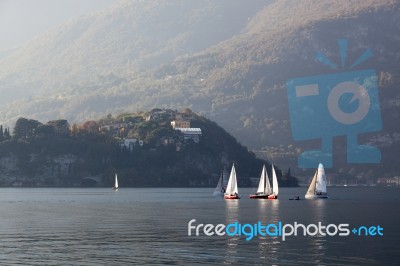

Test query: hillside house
[174,127,202,143]
[171,119,190,129]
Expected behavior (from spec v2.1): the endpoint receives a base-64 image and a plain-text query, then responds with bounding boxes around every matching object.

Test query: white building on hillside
[174,128,202,143]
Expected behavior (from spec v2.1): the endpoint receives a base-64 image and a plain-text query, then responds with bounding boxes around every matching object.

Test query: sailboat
[213,170,228,196]
[224,164,240,199]
[112,173,119,191]
[271,164,279,199]
[249,164,279,199]
[305,163,328,199]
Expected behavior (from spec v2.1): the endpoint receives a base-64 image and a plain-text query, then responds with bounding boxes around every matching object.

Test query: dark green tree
[47,120,70,136]
[13,118,42,140]
[0,125,3,141]
[36,124,55,137]
[3,127,11,140]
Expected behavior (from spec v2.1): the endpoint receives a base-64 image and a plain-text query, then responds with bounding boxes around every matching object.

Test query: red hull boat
[249,194,277,199]
[224,164,240,200]
[224,194,240,199]
[249,164,279,200]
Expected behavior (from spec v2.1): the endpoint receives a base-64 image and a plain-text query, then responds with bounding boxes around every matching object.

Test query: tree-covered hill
[0,109,298,187]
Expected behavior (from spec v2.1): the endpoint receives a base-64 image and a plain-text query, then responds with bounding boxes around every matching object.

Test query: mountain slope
[196,0,400,177]
[0,0,399,177]
[0,0,269,103]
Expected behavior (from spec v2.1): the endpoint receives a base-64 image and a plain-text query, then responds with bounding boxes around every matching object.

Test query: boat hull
[112,187,118,191]
[249,194,278,199]
[305,194,328,199]
[224,194,240,199]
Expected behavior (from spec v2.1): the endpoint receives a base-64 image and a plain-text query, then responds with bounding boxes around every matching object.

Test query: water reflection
[256,200,280,264]
[255,199,280,222]
[269,199,280,223]
[311,199,327,222]
[256,199,268,220]
[225,200,239,222]
[308,199,327,264]
[224,200,239,264]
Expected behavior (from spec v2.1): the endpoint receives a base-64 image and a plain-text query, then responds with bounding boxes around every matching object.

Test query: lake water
[0,187,399,265]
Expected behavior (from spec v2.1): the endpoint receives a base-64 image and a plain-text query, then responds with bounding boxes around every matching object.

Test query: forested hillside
[0,109,298,187]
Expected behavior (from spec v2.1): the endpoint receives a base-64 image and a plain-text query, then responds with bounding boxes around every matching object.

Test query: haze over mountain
[0,0,116,51]
[0,0,399,177]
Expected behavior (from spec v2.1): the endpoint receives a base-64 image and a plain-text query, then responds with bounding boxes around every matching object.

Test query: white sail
[213,173,225,195]
[114,173,118,189]
[225,164,238,195]
[214,175,223,192]
[257,165,271,194]
[272,164,279,196]
[315,163,327,193]
[256,166,265,193]
[306,170,318,196]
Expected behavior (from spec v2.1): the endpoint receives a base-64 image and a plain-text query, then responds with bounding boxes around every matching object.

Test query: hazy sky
[0,0,117,51]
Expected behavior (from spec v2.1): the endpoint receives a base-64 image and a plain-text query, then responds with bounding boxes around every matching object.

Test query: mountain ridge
[0,0,399,178]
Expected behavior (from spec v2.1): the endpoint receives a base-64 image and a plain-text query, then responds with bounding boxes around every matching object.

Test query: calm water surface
[0,187,399,265]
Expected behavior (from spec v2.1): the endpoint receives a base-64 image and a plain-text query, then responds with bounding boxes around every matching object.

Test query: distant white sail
[306,170,317,196]
[213,172,225,196]
[257,165,271,195]
[214,175,223,192]
[315,163,326,193]
[305,163,328,199]
[225,164,238,195]
[272,164,279,196]
[114,173,118,189]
